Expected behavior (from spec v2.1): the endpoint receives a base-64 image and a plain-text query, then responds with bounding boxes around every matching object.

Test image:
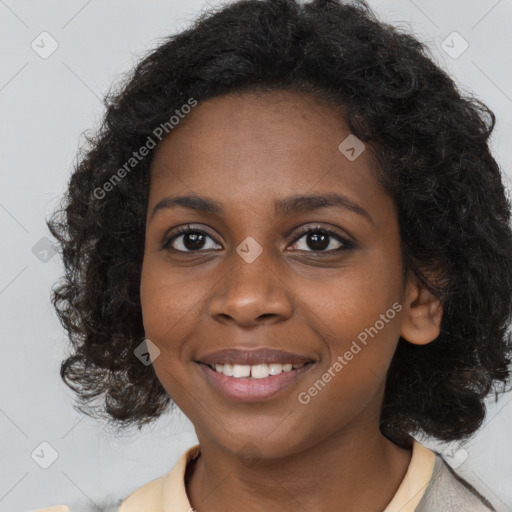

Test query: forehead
[148,90,387,218]
[152,89,351,168]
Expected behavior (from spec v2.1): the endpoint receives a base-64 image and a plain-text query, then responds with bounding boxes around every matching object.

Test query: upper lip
[197,348,315,366]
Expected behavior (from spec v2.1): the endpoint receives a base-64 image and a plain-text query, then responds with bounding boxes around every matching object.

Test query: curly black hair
[47,0,512,442]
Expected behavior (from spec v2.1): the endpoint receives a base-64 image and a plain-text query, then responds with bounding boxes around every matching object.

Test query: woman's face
[140,90,410,458]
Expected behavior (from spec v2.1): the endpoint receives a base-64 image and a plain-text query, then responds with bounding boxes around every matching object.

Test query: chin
[211,430,307,461]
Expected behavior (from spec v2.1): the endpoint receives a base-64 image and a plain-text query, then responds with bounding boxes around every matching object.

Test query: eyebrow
[150,192,374,225]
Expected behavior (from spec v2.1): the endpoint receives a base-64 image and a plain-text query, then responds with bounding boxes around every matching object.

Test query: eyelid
[163,224,221,248]
[290,223,355,246]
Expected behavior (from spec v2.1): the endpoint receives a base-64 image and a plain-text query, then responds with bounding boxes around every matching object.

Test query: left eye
[288,227,353,253]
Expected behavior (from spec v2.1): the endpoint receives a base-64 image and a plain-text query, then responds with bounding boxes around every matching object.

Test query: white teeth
[210,362,304,377]
[251,364,270,379]
[232,364,251,378]
[268,364,283,375]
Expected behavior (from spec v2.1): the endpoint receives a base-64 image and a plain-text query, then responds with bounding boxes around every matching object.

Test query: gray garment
[415,452,495,511]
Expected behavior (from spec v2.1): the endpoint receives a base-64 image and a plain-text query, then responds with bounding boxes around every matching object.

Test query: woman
[45,0,512,510]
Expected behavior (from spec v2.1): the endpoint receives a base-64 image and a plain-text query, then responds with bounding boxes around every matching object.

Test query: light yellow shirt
[35,440,436,512]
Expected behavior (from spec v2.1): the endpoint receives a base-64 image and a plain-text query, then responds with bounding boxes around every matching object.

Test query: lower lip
[198,363,314,402]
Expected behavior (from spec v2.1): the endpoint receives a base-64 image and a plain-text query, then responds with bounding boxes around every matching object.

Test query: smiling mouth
[196,347,317,399]
[197,360,316,402]
[201,361,312,378]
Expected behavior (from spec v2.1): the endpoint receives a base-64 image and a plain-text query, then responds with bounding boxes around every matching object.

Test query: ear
[400,272,443,345]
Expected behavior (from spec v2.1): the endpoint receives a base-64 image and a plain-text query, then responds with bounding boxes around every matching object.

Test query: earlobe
[400,273,443,345]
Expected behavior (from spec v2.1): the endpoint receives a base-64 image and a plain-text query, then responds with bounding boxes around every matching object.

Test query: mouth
[201,361,309,378]
[195,347,318,402]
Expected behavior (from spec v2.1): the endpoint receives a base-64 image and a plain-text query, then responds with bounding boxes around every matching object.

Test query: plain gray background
[1,0,511,511]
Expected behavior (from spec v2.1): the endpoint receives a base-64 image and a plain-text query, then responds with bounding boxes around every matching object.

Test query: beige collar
[119,439,435,512]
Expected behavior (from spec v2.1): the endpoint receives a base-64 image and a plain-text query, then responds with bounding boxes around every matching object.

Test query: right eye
[163,225,222,253]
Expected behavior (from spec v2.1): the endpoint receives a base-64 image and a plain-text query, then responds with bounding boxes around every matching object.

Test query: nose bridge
[208,236,293,324]
[234,235,275,284]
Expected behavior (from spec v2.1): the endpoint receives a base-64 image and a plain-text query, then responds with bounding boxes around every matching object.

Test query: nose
[207,246,294,327]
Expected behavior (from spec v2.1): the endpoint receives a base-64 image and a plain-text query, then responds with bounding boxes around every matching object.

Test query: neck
[186,424,412,512]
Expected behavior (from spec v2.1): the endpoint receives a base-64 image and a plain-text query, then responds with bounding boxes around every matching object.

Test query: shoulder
[118,443,201,512]
[118,473,166,512]
[416,453,496,512]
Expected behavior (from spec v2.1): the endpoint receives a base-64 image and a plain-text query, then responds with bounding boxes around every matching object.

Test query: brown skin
[140,90,443,512]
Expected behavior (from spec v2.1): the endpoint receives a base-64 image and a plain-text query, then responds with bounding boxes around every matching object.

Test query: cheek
[140,254,205,340]
[139,260,186,388]
[139,256,213,398]
[294,277,403,434]
[302,249,404,375]
[309,256,402,325]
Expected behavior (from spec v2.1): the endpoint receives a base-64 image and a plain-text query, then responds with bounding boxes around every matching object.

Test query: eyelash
[162,224,355,255]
